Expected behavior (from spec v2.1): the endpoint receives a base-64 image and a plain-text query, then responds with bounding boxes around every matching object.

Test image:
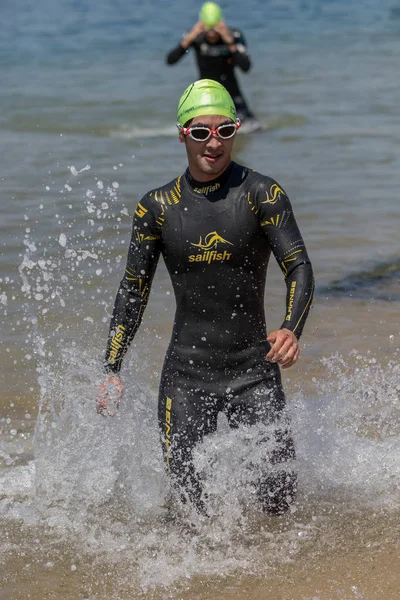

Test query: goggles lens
[178,120,241,141]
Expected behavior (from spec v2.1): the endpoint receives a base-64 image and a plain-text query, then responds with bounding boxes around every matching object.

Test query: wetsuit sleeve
[166,41,189,64]
[103,195,163,374]
[230,30,251,72]
[257,180,314,339]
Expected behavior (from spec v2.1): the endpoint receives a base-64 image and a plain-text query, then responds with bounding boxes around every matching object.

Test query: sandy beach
[1,499,399,599]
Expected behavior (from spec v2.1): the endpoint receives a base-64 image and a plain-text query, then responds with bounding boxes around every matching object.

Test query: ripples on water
[317,258,400,301]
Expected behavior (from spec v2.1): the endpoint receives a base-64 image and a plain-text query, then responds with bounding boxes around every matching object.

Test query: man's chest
[198,42,230,59]
[160,195,268,269]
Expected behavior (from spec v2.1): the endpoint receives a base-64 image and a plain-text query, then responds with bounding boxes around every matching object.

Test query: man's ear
[178,132,186,144]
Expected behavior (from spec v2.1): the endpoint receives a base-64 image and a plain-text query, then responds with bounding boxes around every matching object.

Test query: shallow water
[1,0,400,598]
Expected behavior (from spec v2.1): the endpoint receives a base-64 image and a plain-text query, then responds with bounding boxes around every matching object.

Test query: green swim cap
[177,79,236,126]
[200,2,222,28]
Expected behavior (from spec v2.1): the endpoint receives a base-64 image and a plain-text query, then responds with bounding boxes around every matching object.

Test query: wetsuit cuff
[103,361,121,375]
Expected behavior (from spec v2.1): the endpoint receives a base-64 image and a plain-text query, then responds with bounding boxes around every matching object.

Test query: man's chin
[201,156,225,172]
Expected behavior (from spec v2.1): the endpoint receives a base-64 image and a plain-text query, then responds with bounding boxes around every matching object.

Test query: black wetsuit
[104,161,314,513]
[166,30,255,122]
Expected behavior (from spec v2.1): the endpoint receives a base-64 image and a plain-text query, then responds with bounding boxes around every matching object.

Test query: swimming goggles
[177,119,241,141]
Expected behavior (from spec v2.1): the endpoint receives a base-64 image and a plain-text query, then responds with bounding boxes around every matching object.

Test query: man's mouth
[203,153,222,162]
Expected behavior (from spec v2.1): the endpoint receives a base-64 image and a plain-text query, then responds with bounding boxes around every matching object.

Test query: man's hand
[96,375,124,417]
[214,21,235,45]
[266,328,300,369]
[181,21,205,48]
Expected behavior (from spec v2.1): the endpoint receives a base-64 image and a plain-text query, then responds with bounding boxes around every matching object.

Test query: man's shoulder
[241,167,290,205]
[139,174,185,208]
[239,165,281,189]
[231,28,247,43]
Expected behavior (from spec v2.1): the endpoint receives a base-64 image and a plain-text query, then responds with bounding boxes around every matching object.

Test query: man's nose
[207,132,222,145]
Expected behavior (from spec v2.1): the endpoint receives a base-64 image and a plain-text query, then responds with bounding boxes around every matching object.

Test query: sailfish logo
[262,184,284,205]
[189,231,233,264]
[191,231,233,250]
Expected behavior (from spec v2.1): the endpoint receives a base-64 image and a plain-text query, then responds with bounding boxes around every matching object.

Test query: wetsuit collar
[184,162,234,196]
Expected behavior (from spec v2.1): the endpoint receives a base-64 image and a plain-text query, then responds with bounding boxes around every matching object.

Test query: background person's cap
[199,2,223,28]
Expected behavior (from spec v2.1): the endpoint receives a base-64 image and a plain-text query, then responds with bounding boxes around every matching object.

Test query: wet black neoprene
[104,161,314,513]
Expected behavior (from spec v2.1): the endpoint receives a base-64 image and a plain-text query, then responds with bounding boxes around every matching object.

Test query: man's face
[205,29,220,44]
[180,115,236,182]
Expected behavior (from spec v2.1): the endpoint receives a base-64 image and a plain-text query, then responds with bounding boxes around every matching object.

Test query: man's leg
[234,95,255,121]
[225,362,297,514]
[158,378,218,514]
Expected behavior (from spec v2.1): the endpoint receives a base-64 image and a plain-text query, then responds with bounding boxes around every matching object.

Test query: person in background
[166,2,258,127]
[97,79,314,516]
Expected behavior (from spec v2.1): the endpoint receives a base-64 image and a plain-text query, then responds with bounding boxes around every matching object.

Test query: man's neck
[187,162,232,184]
[185,162,234,194]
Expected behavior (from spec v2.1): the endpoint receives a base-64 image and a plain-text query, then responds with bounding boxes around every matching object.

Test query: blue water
[2,0,400,132]
[1,1,400,598]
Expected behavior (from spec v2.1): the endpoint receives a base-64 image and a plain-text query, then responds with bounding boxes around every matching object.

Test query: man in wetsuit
[97,79,314,516]
[166,2,257,125]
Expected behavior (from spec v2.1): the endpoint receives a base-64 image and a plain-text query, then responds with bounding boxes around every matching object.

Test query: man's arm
[103,195,162,375]
[214,24,251,72]
[258,180,314,367]
[97,195,162,416]
[166,43,187,65]
[166,21,204,64]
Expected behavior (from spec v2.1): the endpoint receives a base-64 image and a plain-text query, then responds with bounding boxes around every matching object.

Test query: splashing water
[2,341,399,595]
[292,353,400,510]
[1,169,399,598]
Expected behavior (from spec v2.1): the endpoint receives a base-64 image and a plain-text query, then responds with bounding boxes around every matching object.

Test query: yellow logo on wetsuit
[135,203,147,218]
[262,184,284,205]
[165,396,172,465]
[193,182,221,195]
[188,231,233,264]
[285,281,296,321]
[107,324,126,364]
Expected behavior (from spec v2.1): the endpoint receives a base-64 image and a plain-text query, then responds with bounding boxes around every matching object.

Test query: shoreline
[1,508,399,600]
